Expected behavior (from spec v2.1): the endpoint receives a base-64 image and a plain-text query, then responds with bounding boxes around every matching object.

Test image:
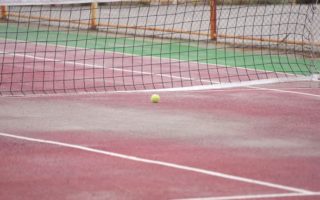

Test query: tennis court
[1,84,320,199]
[0,0,320,199]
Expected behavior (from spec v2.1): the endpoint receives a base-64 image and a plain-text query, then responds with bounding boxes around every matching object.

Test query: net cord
[0,0,126,6]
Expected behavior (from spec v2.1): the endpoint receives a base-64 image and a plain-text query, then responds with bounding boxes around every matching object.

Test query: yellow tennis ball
[151,94,160,103]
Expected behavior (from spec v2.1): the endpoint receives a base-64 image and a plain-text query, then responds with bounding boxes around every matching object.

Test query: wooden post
[1,6,8,20]
[210,0,217,40]
[90,2,98,29]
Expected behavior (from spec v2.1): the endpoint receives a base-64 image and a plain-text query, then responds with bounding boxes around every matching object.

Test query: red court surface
[0,81,319,200]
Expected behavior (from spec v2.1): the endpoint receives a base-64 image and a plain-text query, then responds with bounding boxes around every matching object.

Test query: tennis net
[0,0,319,95]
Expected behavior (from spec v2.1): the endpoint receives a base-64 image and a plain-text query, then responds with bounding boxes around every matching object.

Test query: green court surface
[1,23,318,75]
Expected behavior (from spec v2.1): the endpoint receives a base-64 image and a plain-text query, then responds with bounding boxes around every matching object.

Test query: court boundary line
[175,192,320,200]
[248,86,320,99]
[0,132,314,194]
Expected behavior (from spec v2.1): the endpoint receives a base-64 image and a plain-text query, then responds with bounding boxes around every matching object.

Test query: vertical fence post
[90,2,98,29]
[1,6,8,20]
[210,0,217,40]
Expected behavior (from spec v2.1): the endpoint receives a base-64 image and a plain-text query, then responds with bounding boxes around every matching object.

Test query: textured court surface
[0,81,319,199]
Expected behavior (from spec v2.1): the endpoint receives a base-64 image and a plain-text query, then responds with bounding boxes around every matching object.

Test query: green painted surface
[1,23,318,75]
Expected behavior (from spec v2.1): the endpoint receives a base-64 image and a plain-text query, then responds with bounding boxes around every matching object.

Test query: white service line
[248,86,320,99]
[175,192,320,200]
[0,132,313,194]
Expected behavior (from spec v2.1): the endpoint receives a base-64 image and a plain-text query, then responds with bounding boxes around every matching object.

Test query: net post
[210,0,217,40]
[1,6,8,20]
[90,2,98,30]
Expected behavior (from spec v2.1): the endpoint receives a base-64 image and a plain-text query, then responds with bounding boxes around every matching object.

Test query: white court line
[0,132,313,194]
[176,192,320,200]
[248,86,320,99]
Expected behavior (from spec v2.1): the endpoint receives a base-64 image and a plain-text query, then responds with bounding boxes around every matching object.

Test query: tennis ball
[151,94,160,103]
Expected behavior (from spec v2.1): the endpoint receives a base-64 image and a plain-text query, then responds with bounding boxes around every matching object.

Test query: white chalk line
[248,86,320,99]
[0,132,313,194]
[175,192,320,200]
